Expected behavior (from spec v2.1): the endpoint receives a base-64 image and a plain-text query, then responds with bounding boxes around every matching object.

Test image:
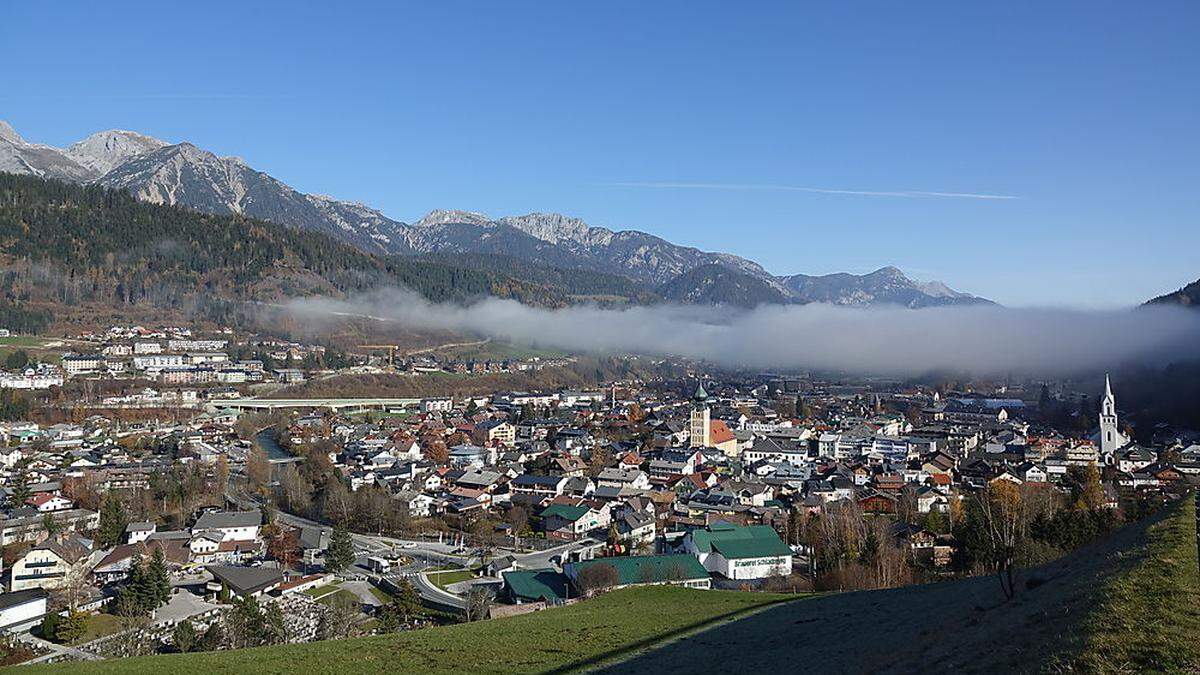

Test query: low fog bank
[285,288,1200,376]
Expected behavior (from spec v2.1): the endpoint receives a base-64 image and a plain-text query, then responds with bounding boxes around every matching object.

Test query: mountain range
[1,120,994,308]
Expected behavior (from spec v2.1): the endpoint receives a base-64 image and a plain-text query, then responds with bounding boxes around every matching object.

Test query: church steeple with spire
[1097,374,1125,456]
[689,380,711,448]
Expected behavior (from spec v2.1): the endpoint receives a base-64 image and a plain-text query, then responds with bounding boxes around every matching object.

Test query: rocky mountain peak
[415,209,493,228]
[66,129,168,175]
[0,120,24,144]
[498,212,612,246]
[868,265,908,279]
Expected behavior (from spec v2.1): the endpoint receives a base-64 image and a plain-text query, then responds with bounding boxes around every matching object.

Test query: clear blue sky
[3,1,1198,307]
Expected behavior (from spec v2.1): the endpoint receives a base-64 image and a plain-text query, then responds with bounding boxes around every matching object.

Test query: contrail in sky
[606,181,1019,200]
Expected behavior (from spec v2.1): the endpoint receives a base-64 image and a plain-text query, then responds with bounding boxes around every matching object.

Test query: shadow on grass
[544,596,802,674]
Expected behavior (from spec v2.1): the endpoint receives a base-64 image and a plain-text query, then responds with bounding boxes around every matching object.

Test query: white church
[1091,375,1129,459]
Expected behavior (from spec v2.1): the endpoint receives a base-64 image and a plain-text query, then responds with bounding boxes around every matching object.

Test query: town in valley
[0,319,1189,664]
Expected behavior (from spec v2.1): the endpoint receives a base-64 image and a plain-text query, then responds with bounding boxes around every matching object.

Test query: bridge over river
[211,397,422,412]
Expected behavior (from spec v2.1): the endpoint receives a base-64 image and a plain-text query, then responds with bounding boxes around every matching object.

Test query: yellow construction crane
[357,344,398,367]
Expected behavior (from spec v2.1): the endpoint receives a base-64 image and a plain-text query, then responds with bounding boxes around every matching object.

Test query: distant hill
[780,266,995,308]
[1146,277,1200,308]
[1,120,992,308]
[658,264,790,308]
[414,251,658,304]
[0,174,580,321]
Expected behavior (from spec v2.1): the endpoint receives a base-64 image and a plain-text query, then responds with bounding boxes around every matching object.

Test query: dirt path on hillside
[595,507,1172,674]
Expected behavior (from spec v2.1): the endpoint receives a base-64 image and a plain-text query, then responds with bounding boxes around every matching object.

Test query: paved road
[408,571,468,611]
[506,537,606,569]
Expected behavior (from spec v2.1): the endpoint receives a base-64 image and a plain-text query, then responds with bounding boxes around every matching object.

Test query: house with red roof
[26,493,73,512]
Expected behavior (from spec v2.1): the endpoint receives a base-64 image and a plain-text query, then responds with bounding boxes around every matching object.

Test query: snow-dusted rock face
[399,209,776,287]
[98,142,408,254]
[0,120,408,255]
[0,122,99,182]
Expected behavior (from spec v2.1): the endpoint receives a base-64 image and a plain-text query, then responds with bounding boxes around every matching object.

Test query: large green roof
[502,569,569,602]
[689,524,791,559]
[541,504,590,522]
[566,554,709,586]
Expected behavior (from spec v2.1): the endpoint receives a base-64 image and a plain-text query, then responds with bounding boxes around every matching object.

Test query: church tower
[689,381,711,448]
[1098,374,1121,456]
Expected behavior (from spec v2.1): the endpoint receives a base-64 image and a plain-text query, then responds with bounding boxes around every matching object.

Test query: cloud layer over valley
[286,289,1200,376]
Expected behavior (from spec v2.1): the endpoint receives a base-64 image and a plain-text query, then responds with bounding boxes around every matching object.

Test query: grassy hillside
[33,587,796,674]
[1052,496,1200,672]
[605,498,1198,674]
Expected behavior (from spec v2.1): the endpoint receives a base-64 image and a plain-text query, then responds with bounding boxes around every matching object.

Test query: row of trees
[953,465,1118,600]
[786,464,1123,596]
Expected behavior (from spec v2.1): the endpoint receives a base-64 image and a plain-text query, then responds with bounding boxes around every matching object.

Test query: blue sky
[3,1,1198,307]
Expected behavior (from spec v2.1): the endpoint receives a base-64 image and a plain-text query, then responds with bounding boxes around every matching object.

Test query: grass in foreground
[1055,497,1200,672]
[33,586,798,674]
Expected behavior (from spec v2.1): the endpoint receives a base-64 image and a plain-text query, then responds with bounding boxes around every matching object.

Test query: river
[255,428,293,461]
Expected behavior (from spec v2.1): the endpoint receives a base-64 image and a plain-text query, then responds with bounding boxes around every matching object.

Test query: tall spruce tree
[97,493,128,548]
[146,547,171,608]
[324,524,355,574]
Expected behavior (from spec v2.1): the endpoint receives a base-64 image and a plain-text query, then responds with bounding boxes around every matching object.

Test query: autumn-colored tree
[587,445,613,477]
[62,475,101,511]
[575,563,620,596]
[423,438,450,465]
[972,481,1027,600]
[626,403,645,424]
[264,524,300,569]
[246,447,271,490]
[214,455,231,496]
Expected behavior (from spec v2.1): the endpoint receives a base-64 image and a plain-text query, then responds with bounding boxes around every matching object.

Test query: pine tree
[97,493,128,548]
[9,467,31,507]
[172,619,197,653]
[146,547,171,608]
[378,580,422,632]
[116,553,147,617]
[325,524,355,574]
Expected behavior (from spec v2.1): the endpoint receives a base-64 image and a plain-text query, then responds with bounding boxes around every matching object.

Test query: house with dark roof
[9,535,93,592]
[511,474,570,497]
[0,588,49,633]
[206,565,286,598]
[540,503,607,541]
